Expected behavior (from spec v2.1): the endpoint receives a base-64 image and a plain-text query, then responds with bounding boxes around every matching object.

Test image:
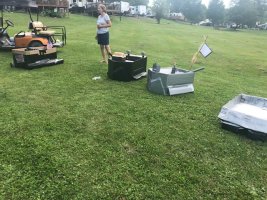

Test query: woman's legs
[99,45,111,63]
[99,45,107,63]
[98,33,111,64]
[104,45,112,57]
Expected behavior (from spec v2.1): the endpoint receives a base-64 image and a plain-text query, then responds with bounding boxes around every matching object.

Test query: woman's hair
[98,4,107,13]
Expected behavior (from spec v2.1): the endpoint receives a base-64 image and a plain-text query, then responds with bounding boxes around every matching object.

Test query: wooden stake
[190,35,208,70]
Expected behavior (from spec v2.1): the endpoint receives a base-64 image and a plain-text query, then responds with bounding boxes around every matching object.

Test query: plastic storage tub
[107,52,147,81]
[218,94,267,140]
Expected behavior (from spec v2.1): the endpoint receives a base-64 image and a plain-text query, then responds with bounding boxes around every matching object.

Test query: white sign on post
[199,43,212,58]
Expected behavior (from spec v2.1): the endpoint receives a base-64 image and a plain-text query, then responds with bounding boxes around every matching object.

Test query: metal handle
[192,67,205,72]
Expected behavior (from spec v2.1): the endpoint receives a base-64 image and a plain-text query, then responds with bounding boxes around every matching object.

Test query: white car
[257,23,267,30]
[199,19,212,26]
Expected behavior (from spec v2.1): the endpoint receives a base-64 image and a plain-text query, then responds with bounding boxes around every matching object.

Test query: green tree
[207,0,225,26]
[181,0,205,23]
[228,0,258,27]
[152,0,168,24]
[229,0,240,7]
[253,0,267,20]
[169,0,184,12]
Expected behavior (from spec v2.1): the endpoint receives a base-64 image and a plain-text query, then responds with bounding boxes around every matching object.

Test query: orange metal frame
[14,34,48,48]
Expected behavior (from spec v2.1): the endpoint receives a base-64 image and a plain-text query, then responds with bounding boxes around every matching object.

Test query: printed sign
[199,43,212,58]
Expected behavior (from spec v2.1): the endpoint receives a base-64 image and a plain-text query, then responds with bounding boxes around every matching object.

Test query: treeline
[152,0,267,27]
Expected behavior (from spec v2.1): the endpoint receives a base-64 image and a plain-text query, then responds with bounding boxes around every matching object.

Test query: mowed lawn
[0,12,267,199]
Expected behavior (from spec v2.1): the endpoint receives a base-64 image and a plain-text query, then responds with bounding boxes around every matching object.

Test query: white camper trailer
[130,6,136,15]
[108,1,129,14]
[120,1,130,14]
[130,5,147,16]
[69,0,87,8]
[137,5,146,15]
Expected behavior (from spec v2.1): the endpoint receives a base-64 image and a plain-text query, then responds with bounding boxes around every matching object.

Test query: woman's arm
[97,14,112,29]
[97,20,112,28]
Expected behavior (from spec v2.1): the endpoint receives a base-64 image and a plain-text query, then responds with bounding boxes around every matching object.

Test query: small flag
[190,36,212,69]
[199,43,212,58]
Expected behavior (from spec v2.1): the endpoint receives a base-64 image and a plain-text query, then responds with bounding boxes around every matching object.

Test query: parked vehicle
[108,1,130,15]
[230,23,238,29]
[199,19,212,26]
[137,5,146,16]
[69,3,85,13]
[130,6,136,15]
[129,5,146,16]
[257,23,267,30]
[0,8,66,50]
[120,1,130,14]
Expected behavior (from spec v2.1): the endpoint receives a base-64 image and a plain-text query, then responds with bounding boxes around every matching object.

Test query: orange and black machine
[0,0,66,49]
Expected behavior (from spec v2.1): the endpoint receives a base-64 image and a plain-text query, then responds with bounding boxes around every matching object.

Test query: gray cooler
[147,66,204,95]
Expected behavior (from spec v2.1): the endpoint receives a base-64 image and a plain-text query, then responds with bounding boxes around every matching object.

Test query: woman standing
[96,4,112,64]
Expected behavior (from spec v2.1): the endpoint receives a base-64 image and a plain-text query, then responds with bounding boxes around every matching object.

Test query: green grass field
[0,12,267,199]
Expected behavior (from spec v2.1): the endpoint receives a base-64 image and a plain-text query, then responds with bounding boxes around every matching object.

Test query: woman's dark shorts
[97,32,109,45]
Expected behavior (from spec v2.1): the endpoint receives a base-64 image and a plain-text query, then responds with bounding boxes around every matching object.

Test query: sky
[202,0,231,8]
